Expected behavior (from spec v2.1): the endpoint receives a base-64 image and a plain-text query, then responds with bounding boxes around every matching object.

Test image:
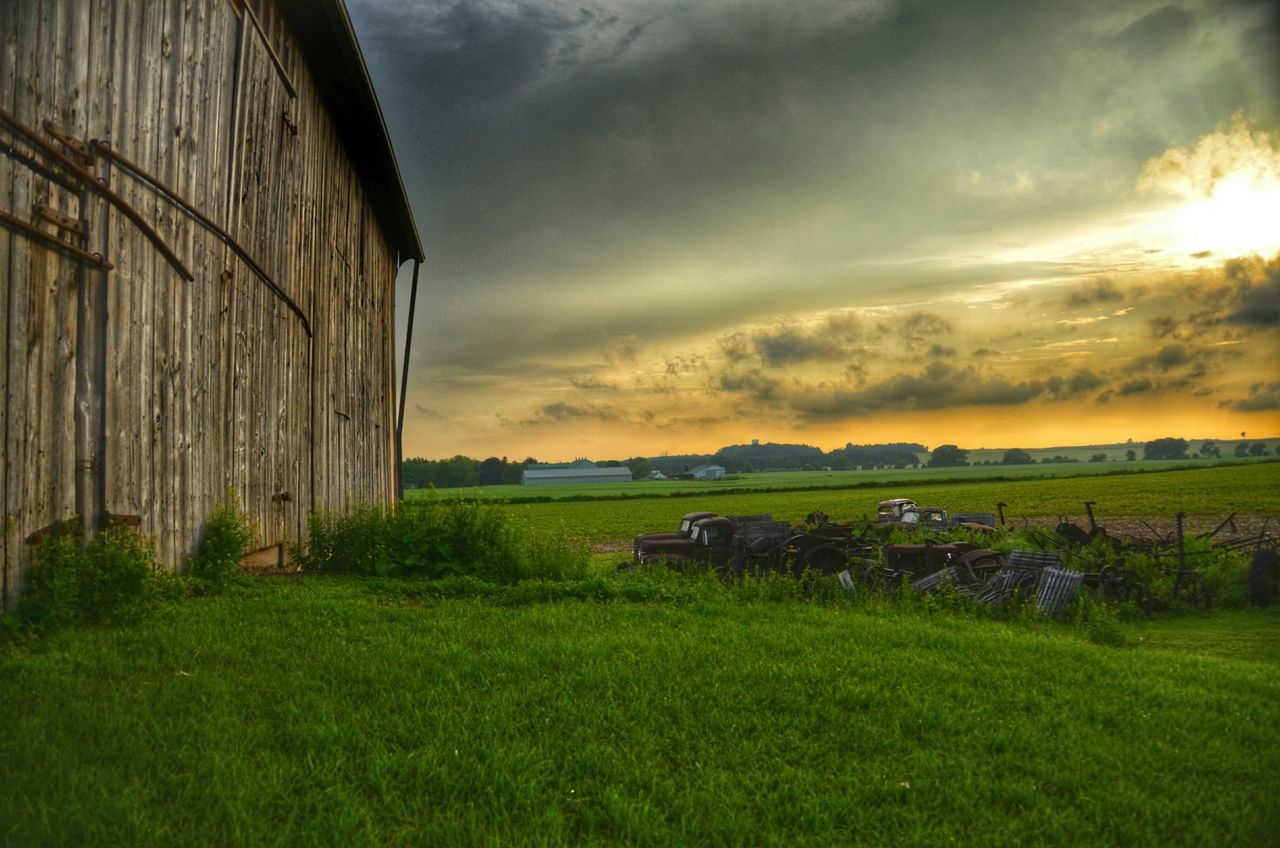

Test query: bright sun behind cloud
[1166,170,1280,258]
[992,115,1280,269]
[1141,112,1280,260]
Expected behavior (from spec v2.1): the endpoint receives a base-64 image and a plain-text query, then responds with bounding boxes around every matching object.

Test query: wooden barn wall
[1,0,399,608]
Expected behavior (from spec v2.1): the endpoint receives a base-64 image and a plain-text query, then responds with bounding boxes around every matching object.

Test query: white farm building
[521,467,634,485]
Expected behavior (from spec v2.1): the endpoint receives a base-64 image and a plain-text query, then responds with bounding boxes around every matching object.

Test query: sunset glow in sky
[348,0,1280,461]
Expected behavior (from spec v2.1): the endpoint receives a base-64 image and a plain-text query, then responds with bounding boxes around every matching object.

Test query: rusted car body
[631,511,717,559]
[876,498,917,523]
[635,515,737,569]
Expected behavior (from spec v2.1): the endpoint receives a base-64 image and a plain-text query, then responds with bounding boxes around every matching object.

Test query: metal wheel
[1248,549,1279,608]
[803,545,847,576]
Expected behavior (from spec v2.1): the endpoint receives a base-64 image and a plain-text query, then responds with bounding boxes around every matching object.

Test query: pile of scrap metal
[625,510,878,578]
[624,501,1278,613]
[872,498,999,533]
[869,548,1152,616]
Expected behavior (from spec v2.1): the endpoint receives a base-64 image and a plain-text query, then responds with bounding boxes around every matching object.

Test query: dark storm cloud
[716,369,787,404]
[898,312,954,349]
[1117,378,1155,396]
[789,362,1044,420]
[1135,343,1192,371]
[664,355,706,376]
[1222,253,1280,325]
[570,376,619,390]
[1147,252,1280,341]
[714,360,1049,419]
[719,312,865,367]
[1044,369,1107,398]
[1219,381,1280,411]
[1063,278,1124,308]
[522,401,623,425]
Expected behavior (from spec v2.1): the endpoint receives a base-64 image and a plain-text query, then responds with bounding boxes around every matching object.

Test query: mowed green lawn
[2,578,1278,846]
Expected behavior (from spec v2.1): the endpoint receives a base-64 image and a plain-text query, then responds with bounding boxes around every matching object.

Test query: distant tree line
[404,437,1272,489]
[402,455,654,489]
[651,442,928,476]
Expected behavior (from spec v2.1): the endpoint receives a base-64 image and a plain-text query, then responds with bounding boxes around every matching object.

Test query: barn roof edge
[281,0,424,264]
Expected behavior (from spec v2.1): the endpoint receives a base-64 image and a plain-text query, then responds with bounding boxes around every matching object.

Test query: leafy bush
[294,499,587,583]
[19,530,82,631]
[296,503,389,576]
[78,527,156,623]
[188,491,254,591]
[20,524,157,630]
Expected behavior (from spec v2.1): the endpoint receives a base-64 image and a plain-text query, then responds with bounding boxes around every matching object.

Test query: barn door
[224,16,310,560]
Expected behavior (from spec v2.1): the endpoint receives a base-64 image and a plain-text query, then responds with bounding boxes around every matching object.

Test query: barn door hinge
[42,120,93,166]
[0,209,113,270]
[32,203,86,239]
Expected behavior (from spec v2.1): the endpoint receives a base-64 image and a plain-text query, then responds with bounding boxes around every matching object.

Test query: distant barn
[521,468,635,485]
[1,0,423,607]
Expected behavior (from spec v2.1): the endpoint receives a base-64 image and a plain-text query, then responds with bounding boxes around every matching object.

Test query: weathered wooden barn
[1,0,423,607]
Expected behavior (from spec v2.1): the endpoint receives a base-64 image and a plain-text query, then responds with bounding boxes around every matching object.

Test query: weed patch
[293,498,587,583]
[187,490,254,592]
[19,525,158,632]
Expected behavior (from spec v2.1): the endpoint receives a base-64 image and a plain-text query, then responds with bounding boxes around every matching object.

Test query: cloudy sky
[347,0,1280,461]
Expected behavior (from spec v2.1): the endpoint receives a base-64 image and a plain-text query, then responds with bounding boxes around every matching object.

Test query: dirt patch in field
[1009,514,1274,543]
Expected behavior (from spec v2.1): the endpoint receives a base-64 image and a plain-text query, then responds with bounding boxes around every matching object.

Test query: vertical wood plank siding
[1,0,402,606]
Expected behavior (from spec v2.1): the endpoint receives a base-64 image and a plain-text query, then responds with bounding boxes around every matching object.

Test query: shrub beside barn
[1,0,422,607]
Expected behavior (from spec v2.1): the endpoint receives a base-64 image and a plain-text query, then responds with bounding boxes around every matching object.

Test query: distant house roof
[689,465,725,474]
[527,459,598,470]
[281,0,423,262]
[522,467,633,484]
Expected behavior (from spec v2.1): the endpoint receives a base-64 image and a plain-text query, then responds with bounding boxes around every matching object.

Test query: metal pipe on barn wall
[395,258,421,500]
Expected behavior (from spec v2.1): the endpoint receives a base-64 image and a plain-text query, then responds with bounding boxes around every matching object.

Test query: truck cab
[876,498,917,523]
[632,511,718,558]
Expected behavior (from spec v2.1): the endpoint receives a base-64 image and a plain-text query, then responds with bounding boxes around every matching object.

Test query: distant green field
[409,456,1278,503]
[494,462,1280,546]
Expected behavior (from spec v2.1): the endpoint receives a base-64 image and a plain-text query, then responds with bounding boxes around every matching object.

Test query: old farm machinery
[624,499,1279,615]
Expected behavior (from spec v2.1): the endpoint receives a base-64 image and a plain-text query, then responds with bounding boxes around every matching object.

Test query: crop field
[411,456,1276,503]
[499,462,1280,548]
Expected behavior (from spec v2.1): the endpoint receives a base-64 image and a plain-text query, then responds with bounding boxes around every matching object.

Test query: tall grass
[17,525,157,631]
[293,498,588,582]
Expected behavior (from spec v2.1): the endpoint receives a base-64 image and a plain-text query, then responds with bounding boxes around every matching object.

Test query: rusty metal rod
[0,209,114,270]
[3,140,82,191]
[242,2,298,98]
[89,140,312,338]
[0,105,193,281]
